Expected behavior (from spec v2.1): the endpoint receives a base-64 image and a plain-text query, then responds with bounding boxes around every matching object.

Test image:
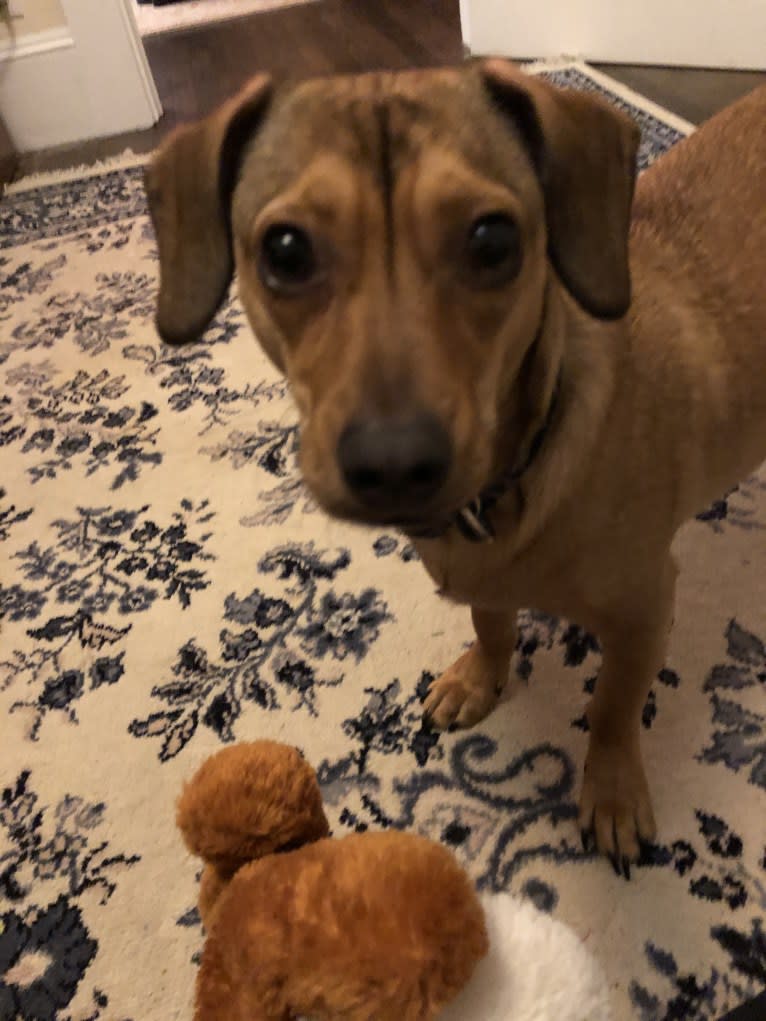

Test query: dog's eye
[259,224,317,292]
[465,214,522,285]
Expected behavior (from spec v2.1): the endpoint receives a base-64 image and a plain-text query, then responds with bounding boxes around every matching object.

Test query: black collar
[410,371,562,544]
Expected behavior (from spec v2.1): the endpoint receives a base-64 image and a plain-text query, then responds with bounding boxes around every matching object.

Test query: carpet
[1,62,765,1021]
[131,0,316,38]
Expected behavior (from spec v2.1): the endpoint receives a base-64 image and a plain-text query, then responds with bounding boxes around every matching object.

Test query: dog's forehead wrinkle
[234,68,540,249]
[372,98,396,274]
[274,70,469,163]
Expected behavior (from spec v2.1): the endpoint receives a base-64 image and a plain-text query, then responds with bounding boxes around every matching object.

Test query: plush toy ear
[176,741,329,876]
[145,74,272,345]
[481,60,640,320]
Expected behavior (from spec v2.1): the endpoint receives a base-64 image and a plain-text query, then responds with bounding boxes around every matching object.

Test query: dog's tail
[176,741,330,878]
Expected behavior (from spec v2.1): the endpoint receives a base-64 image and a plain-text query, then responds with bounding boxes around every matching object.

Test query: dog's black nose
[338,414,451,510]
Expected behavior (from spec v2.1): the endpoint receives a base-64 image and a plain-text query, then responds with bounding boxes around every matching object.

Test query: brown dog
[146,62,766,872]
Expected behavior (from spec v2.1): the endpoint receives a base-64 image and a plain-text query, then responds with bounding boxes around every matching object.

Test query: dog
[145,61,766,874]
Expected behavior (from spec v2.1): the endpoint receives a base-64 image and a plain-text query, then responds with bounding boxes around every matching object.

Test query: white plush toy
[177,741,612,1021]
[439,893,612,1021]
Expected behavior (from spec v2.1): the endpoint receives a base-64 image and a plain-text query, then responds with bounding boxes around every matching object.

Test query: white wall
[459,0,472,48]
[462,0,766,70]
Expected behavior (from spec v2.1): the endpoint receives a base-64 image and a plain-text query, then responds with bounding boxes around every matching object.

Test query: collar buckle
[450,372,562,544]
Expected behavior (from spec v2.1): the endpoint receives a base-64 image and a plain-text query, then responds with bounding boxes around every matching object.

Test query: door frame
[0,0,161,152]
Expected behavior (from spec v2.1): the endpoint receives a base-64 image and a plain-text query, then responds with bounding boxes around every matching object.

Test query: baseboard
[0,26,72,62]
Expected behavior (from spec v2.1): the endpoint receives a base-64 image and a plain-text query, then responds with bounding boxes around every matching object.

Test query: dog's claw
[638,840,655,866]
[578,739,657,875]
[581,828,594,853]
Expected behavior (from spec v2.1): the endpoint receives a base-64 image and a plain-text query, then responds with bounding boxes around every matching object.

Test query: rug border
[526,57,696,135]
[5,148,149,195]
[6,59,694,195]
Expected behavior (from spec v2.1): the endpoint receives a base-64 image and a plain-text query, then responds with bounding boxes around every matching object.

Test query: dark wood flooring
[13,0,766,178]
[595,62,766,125]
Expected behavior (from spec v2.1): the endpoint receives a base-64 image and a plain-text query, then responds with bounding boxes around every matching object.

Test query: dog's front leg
[423,606,517,730]
[579,554,678,874]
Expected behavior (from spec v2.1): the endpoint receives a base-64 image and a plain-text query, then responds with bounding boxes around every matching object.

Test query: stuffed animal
[177,741,612,1021]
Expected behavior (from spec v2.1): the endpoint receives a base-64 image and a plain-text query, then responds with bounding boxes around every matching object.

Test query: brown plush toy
[177,741,489,1021]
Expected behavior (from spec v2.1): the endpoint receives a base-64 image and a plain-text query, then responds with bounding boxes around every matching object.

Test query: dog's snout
[338,414,451,511]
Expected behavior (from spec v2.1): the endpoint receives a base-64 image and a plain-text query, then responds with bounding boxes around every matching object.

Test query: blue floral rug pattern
[1,64,765,1021]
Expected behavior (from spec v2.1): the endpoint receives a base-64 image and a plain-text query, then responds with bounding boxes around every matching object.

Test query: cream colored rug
[131,0,316,38]
[1,63,764,1021]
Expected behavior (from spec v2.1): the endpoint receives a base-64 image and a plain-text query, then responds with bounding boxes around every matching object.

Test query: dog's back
[633,85,766,329]
[629,86,766,493]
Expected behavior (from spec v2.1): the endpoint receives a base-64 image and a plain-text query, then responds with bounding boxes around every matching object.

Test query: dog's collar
[453,372,562,542]
[410,371,562,545]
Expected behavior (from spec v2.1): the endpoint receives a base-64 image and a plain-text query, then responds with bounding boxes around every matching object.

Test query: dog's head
[146,62,639,529]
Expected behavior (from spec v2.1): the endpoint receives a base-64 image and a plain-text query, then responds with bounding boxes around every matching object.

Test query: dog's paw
[422,646,506,730]
[578,739,657,878]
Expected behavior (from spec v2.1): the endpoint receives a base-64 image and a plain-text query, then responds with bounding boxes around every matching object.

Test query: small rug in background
[1,63,764,1021]
[131,0,316,37]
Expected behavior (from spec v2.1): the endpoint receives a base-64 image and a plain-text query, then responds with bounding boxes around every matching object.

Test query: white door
[461,0,766,70]
[0,0,161,152]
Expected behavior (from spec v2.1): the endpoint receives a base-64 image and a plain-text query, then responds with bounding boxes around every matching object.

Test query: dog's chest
[415,533,523,608]
[412,513,585,614]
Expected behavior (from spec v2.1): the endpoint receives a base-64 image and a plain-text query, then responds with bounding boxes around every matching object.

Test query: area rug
[131,0,316,38]
[1,62,765,1021]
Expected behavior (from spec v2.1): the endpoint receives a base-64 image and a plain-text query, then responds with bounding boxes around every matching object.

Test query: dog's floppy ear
[481,60,640,320]
[145,75,272,344]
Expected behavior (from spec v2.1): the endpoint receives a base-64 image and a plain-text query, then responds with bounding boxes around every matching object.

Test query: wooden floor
[14,0,766,178]
[595,62,766,125]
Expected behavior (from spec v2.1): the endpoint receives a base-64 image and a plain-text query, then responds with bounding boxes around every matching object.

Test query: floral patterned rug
[1,63,765,1021]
